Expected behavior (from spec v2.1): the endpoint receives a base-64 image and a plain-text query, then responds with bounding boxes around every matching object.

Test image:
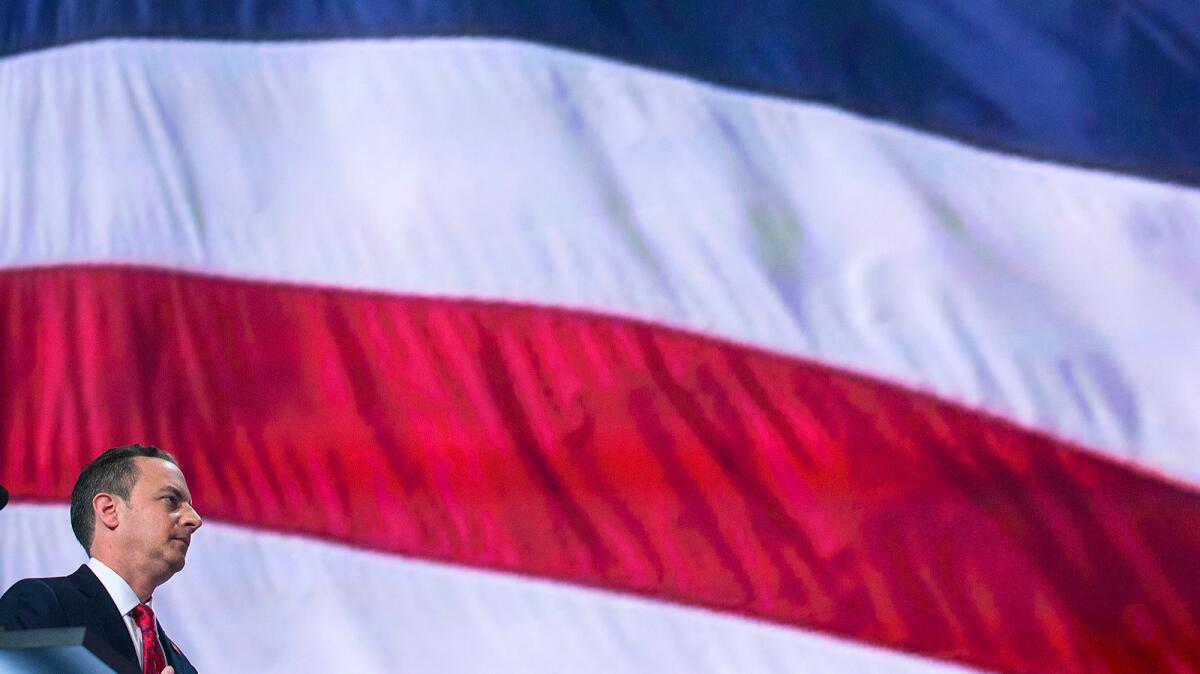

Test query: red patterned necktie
[130,603,168,674]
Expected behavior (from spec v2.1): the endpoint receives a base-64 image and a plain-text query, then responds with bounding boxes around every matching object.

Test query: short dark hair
[70,444,178,553]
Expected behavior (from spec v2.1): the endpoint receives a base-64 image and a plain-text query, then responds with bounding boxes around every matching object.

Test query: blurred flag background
[1,1,1199,672]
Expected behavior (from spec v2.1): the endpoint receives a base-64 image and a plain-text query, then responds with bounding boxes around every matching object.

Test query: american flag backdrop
[1,2,1199,672]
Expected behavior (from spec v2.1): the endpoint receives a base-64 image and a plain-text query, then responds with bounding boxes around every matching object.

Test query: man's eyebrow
[157,486,190,502]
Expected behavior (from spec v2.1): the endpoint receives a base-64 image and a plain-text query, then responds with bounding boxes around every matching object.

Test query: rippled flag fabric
[1,2,1199,672]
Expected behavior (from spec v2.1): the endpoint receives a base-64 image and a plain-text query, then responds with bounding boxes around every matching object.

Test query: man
[0,444,202,673]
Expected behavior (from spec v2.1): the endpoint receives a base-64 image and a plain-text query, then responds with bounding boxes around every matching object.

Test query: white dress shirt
[87,557,153,669]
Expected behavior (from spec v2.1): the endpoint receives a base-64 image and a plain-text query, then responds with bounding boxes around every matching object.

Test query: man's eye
[164,496,179,507]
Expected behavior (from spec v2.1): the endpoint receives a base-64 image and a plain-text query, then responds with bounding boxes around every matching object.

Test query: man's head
[70,444,202,590]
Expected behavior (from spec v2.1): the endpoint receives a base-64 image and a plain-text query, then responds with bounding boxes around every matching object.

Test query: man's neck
[89,550,166,603]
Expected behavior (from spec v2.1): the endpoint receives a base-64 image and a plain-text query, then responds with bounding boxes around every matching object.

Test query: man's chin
[161,549,188,574]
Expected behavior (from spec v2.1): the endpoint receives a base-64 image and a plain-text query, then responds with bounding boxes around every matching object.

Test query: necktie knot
[131,603,156,634]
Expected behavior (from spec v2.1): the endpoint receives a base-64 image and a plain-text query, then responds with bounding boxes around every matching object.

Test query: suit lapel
[158,627,192,674]
[66,565,140,666]
[159,628,176,668]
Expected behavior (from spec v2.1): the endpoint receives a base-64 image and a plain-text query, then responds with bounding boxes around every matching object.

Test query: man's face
[116,457,203,577]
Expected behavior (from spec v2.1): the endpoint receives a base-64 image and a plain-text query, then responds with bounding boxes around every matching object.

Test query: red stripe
[3,265,1199,673]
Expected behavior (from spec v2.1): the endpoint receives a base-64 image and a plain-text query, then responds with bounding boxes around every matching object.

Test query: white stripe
[2,39,1199,482]
[0,505,984,674]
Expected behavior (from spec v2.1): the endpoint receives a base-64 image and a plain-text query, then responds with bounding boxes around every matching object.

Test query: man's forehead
[132,456,189,490]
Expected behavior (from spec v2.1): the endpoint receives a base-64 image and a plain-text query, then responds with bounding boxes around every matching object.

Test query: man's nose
[182,502,203,530]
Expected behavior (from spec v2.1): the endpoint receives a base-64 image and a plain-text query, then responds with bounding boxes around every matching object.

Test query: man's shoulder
[0,567,92,630]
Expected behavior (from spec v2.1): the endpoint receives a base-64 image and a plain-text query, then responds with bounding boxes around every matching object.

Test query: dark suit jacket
[0,565,197,673]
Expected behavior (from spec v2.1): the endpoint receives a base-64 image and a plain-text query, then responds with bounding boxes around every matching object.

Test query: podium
[0,626,137,673]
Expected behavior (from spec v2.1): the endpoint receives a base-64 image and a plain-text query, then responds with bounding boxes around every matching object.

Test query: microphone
[0,484,8,511]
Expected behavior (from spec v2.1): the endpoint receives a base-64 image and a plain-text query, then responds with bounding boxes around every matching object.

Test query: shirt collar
[87,557,151,617]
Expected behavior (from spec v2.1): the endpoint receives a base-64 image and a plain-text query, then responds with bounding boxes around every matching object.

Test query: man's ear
[93,493,120,532]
